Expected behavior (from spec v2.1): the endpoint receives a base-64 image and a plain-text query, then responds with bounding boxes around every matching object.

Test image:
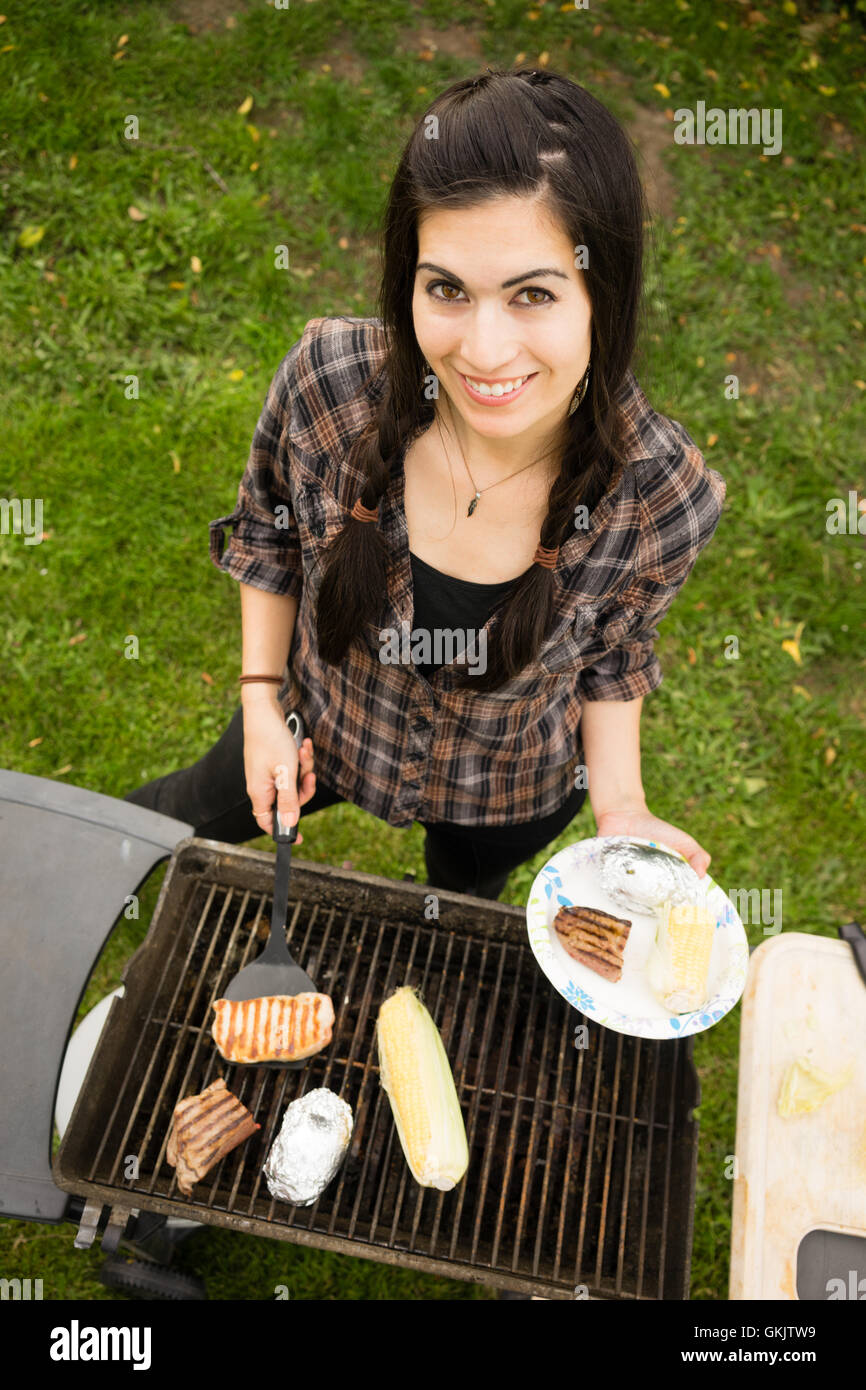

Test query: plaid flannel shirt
[209,316,726,828]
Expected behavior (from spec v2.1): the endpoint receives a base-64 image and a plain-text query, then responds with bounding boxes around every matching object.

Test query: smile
[459,371,537,405]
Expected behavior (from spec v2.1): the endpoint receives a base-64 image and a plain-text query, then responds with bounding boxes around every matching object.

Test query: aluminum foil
[263,1088,353,1206]
[599,838,699,914]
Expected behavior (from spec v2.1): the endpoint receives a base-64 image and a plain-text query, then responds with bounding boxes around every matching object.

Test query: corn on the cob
[646,900,715,1014]
[376,986,468,1190]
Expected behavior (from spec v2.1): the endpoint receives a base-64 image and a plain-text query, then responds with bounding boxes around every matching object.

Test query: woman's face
[412,193,592,455]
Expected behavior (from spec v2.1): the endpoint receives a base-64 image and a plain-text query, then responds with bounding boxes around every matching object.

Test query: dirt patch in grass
[324,43,368,85]
[169,0,248,33]
[394,22,486,64]
[581,66,679,224]
[626,103,679,223]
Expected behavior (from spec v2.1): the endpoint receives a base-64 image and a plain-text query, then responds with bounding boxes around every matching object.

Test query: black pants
[123,705,586,901]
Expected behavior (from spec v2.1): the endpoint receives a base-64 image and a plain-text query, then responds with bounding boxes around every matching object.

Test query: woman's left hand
[594,806,712,878]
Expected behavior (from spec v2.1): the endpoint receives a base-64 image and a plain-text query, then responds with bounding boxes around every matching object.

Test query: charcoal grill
[1,770,701,1300]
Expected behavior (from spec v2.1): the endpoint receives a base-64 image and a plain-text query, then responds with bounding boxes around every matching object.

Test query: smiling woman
[126,66,726,894]
[315,66,685,690]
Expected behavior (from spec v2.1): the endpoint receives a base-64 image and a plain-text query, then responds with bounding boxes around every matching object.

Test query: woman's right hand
[242,695,317,840]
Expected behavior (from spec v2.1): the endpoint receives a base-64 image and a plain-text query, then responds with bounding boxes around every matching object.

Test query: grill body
[54,840,700,1298]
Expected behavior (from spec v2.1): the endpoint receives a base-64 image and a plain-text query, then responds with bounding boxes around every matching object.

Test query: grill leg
[122,1211,203,1266]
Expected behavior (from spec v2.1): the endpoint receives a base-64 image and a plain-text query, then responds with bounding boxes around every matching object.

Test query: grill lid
[0,768,191,1223]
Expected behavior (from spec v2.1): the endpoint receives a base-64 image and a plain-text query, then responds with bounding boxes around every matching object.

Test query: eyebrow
[416,262,570,290]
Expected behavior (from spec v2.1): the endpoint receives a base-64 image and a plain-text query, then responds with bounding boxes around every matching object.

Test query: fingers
[249,738,315,839]
[688,846,711,878]
[297,737,317,806]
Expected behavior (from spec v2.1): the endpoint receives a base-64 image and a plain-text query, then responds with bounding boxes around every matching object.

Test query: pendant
[467,491,481,517]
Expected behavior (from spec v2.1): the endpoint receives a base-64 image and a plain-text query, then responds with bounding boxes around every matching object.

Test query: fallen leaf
[68,633,87,646]
[38,91,49,102]
[687,646,697,664]
[128,205,146,221]
[17,225,45,248]
[792,685,812,701]
[781,639,801,664]
[654,82,671,99]
[249,160,259,171]
[237,94,254,115]
[228,368,244,382]
[169,281,186,290]
[824,746,836,766]
[190,254,202,273]
[28,737,43,747]
[741,776,767,796]
[246,122,260,142]
[170,450,181,472]
[117,33,129,47]
[781,620,805,665]
[53,764,72,776]
[68,154,78,170]
[201,672,214,685]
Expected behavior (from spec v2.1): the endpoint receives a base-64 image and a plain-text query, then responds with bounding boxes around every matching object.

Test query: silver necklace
[437,396,557,525]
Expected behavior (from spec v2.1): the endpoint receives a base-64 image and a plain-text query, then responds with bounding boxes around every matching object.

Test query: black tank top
[409,550,528,680]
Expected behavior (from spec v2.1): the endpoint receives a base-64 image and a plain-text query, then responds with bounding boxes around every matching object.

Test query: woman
[125,67,726,902]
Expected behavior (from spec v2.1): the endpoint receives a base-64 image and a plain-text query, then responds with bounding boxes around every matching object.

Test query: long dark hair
[316,65,649,694]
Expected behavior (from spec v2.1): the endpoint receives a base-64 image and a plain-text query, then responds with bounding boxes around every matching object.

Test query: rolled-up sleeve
[579,619,666,702]
[208,336,304,599]
[580,444,726,702]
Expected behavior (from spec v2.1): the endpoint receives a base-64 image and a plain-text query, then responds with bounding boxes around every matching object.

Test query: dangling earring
[568,359,591,417]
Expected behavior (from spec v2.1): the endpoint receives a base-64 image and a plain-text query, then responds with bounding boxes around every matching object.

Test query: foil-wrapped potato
[263,1088,353,1206]
[599,838,699,915]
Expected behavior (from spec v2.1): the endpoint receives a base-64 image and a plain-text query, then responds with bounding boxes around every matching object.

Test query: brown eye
[427,281,463,302]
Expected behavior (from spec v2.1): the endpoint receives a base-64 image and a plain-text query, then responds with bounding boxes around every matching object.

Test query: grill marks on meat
[553,904,632,982]
[211,993,335,1064]
[166,1078,259,1196]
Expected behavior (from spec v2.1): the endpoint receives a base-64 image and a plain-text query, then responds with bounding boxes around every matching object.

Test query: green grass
[1,0,864,1301]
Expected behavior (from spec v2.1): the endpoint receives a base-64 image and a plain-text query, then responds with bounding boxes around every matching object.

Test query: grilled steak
[211,993,335,1064]
[166,1077,259,1196]
[553,904,632,983]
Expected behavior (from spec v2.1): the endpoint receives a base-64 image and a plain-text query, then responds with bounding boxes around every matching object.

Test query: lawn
[1,0,864,1301]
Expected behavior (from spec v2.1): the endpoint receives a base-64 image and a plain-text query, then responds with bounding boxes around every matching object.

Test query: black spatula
[220,711,317,1069]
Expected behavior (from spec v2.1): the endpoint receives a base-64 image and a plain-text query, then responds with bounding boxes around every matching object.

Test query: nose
[458,307,525,377]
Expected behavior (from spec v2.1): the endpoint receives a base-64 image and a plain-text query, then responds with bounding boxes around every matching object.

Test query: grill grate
[55,840,699,1298]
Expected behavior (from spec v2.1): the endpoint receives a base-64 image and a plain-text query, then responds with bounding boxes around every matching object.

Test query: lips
[459,371,537,405]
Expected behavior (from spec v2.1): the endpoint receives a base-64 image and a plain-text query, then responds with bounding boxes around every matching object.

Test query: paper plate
[525,834,749,1039]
